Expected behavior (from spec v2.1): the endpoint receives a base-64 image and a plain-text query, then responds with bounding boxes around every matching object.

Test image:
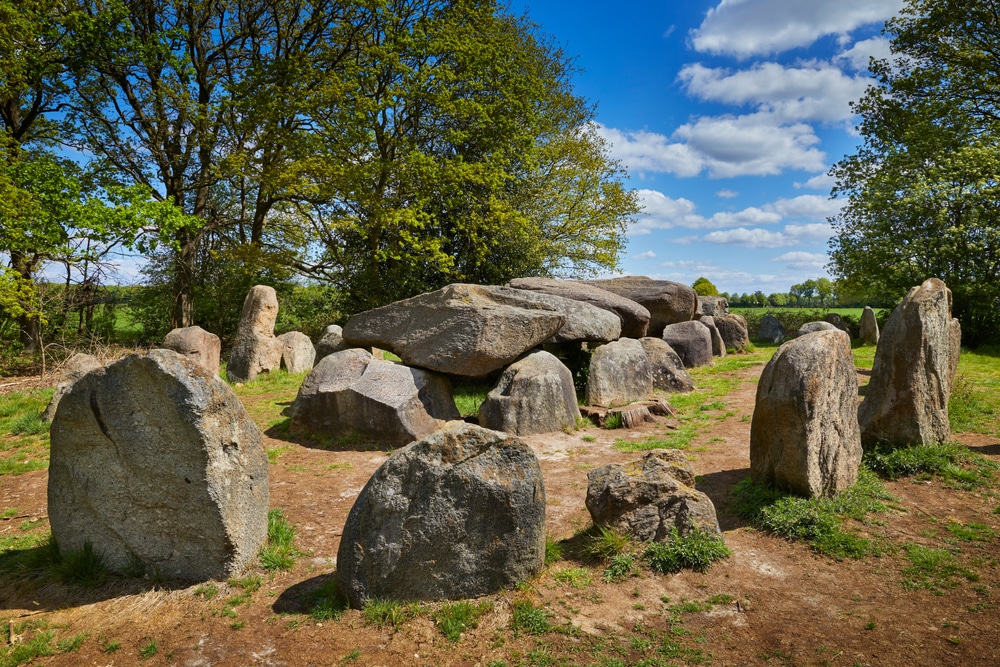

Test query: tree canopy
[829,0,1000,344]
[691,276,719,297]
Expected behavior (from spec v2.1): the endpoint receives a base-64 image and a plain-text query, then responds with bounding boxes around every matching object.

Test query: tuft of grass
[362,598,418,629]
[266,446,290,463]
[945,521,996,542]
[584,525,631,562]
[452,382,491,417]
[435,600,492,641]
[1,630,55,665]
[544,538,563,566]
[613,429,693,452]
[260,508,301,571]
[57,541,107,587]
[901,544,979,593]
[864,442,996,489]
[139,637,158,659]
[194,583,219,600]
[510,599,552,636]
[57,632,88,653]
[309,578,349,621]
[9,412,47,436]
[553,567,592,589]
[643,528,731,574]
[602,553,635,583]
[603,413,624,429]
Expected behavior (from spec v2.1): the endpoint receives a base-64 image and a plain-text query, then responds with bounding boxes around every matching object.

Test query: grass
[643,529,731,574]
[901,544,979,594]
[603,553,636,583]
[510,599,552,636]
[553,567,592,588]
[309,578,349,621]
[0,389,53,476]
[863,442,997,489]
[435,600,493,641]
[260,508,301,571]
[452,381,492,417]
[57,541,107,587]
[948,347,1000,437]
[362,599,419,629]
[583,525,632,561]
[732,467,894,560]
[0,630,55,666]
[139,637,158,659]
[614,428,695,452]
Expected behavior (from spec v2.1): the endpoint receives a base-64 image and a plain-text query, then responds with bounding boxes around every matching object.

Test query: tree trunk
[170,229,197,329]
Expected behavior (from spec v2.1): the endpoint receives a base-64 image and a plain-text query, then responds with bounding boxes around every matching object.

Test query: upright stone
[48,349,268,580]
[858,279,960,448]
[337,423,546,607]
[859,306,879,345]
[507,277,651,338]
[227,285,283,383]
[342,284,565,376]
[585,338,653,407]
[277,331,316,374]
[585,277,698,337]
[696,296,728,317]
[750,330,861,498]
[315,324,348,361]
[290,349,460,447]
[41,353,104,422]
[661,321,713,368]
[824,312,849,333]
[697,316,726,357]
[715,313,750,352]
[162,325,221,374]
[758,314,785,344]
[639,337,695,393]
[478,351,581,435]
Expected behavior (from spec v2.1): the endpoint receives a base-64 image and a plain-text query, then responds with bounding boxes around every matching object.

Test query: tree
[692,276,719,296]
[830,0,1000,344]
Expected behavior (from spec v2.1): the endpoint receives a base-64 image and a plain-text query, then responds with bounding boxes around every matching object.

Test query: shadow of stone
[272,572,339,616]
[696,467,753,532]
[262,422,390,452]
[965,442,1000,456]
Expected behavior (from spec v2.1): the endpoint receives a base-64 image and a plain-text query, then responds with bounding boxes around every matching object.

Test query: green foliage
[583,525,631,561]
[57,541,107,587]
[603,413,624,430]
[863,442,996,488]
[0,630,55,667]
[435,600,492,641]
[309,578,349,622]
[452,380,492,418]
[139,637,158,659]
[691,277,719,297]
[602,553,636,583]
[643,529,731,574]
[901,544,979,593]
[544,538,563,566]
[362,599,419,629]
[510,599,552,636]
[553,567,592,589]
[260,509,301,572]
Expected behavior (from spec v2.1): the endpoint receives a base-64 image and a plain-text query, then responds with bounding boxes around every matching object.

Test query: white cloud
[592,125,703,177]
[795,172,836,190]
[678,62,870,124]
[632,250,657,260]
[836,36,893,71]
[690,0,905,58]
[766,194,843,219]
[773,251,828,270]
[716,189,738,198]
[700,222,833,248]
[633,189,782,233]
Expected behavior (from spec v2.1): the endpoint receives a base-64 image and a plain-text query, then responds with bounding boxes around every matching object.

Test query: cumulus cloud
[795,172,836,190]
[690,0,905,58]
[633,189,783,233]
[766,194,843,219]
[716,189,739,198]
[678,62,870,124]
[592,125,703,177]
[700,222,833,248]
[632,250,657,260]
[835,36,893,71]
[772,251,829,270]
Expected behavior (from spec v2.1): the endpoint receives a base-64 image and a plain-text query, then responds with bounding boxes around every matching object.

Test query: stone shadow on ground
[272,572,339,615]
[966,441,1000,456]
[696,468,753,532]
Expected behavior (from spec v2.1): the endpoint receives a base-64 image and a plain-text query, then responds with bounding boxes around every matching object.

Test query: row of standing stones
[44,276,957,606]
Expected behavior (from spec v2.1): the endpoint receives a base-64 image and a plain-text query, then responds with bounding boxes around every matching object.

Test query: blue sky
[514,0,905,295]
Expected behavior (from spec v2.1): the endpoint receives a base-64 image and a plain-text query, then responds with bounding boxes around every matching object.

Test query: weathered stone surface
[48,349,268,580]
[586,450,721,539]
[506,289,621,343]
[697,316,726,358]
[639,337,695,393]
[750,330,861,498]
[859,279,961,448]
[661,321,713,368]
[824,312,850,333]
[508,277,650,338]
[696,296,728,317]
[42,353,103,422]
[315,324,348,361]
[478,351,581,435]
[342,284,565,376]
[337,423,546,607]
[290,349,460,446]
[758,314,785,344]
[227,285,283,383]
[585,338,653,407]
[277,331,316,374]
[797,321,838,337]
[162,326,221,375]
[715,313,750,352]
[859,306,880,345]
[585,276,698,337]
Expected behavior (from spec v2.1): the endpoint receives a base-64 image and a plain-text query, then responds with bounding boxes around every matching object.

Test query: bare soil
[2,361,999,666]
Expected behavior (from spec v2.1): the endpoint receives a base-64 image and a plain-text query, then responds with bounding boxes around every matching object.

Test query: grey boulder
[478,351,581,435]
[758,314,786,344]
[639,337,694,393]
[585,338,653,407]
[715,313,750,352]
[797,321,838,337]
[277,331,316,374]
[696,296,728,317]
[859,278,961,448]
[859,306,879,345]
[697,316,726,357]
[48,349,268,580]
[506,289,621,343]
[507,277,651,338]
[290,349,460,447]
[586,450,721,539]
[162,326,221,374]
[661,320,714,368]
[42,353,104,422]
[750,330,861,498]
[315,324,348,361]
[226,285,283,383]
[342,284,565,376]
[585,276,698,337]
[337,423,546,607]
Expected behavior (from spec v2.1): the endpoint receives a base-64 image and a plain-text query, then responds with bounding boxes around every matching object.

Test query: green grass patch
[0,630,55,666]
[260,508,302,572]
[362,598,419,629]
[614,428,694,452]
[57,541,107,587]
[863,442,997,489]
[602,553,636,583]
[435,600,492,641]
[945,521,996,542]
[583,525,632,561]
[732,468,893,559]
[309,578,349,621]
[139,637,158,659]
[544,537,563,566]
[552,567,592,589]
[452,381,491,417]
[643,528,731,574]
[901,544,979,593]
[0,390,53,476]
[510,599,552,636]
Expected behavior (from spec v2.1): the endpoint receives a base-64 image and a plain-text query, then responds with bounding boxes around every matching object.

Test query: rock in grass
[478,351,581,435]
[162,325,222,374]
[48,349,268,580]
[337,423,546,607]
[796,321,838,337]
[697,316,726,358]
[715,313,750,352]
[859,306,879,345]
[585,338,653,407]
[315,324,348,361]
[585,450,721,539]
[226,285,283,383]
[757,314,785,344]
[750,329,861,497]
[859,278,961,448]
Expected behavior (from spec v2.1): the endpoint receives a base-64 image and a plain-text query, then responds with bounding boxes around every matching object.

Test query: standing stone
[715,313,751,352]
[824,312,850,334]
[315,324,348,361]
[342,284,565,376]
[337,423,546,607]
[758,314,786,344]
[586,450,721,539]
[162,325,222,374]
[48,349,268,580]
[639,338,695,393]
[277,331,316,374]
[858,279,960,448]
[696,296,728,317]
[797,321,838,337]
[750,330,861,498]
[507,277,651,338]
[290,349,460,447]
[696,316,726,357]
[661,321,714,368]
[585,277,698,337]
[41,353,104,422]
[585,338,653,407]
[859,307,879,345]
[227,285,283,383]
[478,351,581,435]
